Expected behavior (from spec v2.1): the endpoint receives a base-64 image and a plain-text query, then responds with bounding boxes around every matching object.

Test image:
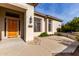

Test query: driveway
[0,36,78,56]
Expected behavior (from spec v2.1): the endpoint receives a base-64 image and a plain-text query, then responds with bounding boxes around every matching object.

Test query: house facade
[34,12,62,37]
[0,3,62,42]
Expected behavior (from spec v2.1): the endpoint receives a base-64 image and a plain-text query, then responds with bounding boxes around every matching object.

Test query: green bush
[39,32,48,37]
[57,25,75,32]
[57,17,79,32]
[57,28,61,32]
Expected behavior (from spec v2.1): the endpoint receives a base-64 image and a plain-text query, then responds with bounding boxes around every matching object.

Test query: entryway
[5,12,21,39]
[0,6,25,41]
[7,17,19,38]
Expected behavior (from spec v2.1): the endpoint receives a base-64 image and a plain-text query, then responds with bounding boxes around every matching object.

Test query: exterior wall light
[28,16,33,28]
[29,16,32,24]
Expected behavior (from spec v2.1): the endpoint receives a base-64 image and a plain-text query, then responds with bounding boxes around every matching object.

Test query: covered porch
[0,3,34,42]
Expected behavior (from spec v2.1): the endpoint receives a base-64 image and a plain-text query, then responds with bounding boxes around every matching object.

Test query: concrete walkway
[0,39,51,56]
[0,36,78,56]
[37,36,79,55]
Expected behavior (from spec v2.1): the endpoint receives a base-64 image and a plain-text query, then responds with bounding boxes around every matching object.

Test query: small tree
[58,17,79,32]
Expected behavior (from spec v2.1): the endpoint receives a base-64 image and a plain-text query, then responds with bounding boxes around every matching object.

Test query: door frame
[5,16,20,38]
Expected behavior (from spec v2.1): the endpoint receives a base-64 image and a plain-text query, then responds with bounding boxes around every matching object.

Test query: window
[48,20,52,32]
[34,17,41,32]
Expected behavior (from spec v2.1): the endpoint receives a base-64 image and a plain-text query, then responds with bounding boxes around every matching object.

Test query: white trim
[34,15,45,32]
[34,15,45,36]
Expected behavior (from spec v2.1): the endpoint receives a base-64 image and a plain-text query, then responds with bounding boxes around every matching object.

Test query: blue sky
[35,3,79,24]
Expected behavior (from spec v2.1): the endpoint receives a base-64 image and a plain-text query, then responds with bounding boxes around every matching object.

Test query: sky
[35,3,79,24]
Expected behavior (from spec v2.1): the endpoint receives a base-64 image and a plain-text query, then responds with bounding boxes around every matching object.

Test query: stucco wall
[7,3,34,42]
[5,3,35,42]
[34,15,45,37]
[0,3,62,41]
[52,20,61,34]
[46,19,53,34]
[0,3,26,12]
[46,19,62,34]
[0,8,5,39]
[0,4,34,42]
[33,15,62,36]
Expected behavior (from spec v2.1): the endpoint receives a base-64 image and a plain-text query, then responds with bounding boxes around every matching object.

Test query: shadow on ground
[54,41,79,56]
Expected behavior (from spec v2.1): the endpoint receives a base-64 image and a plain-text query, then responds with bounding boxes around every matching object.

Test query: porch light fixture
[29,16,32,24]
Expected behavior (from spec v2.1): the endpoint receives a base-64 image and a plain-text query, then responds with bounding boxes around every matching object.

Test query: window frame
[34,17,42,32]
[48,19,52,32]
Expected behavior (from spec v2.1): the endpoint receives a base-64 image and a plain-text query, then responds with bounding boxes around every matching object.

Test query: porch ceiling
[0,3,26,12]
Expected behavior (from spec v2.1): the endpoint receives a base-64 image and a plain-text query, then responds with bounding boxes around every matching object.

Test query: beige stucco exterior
[34,15,45,37]
[0,3,34,42]
[46,18,53,34]
[46,18,62,35]
[6,3,34,42]
[52,20,61,34]
[34,13,62,36]
[0,3,62,42]
[46,19,62,34]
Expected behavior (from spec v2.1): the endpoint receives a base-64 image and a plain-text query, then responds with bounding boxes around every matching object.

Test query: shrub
[39,32,48,37]
[58,17,79,32]
[57,28,61,32]
[58,25,75,32]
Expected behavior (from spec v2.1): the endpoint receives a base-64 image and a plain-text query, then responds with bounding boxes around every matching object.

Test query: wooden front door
[7,17,19,38]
